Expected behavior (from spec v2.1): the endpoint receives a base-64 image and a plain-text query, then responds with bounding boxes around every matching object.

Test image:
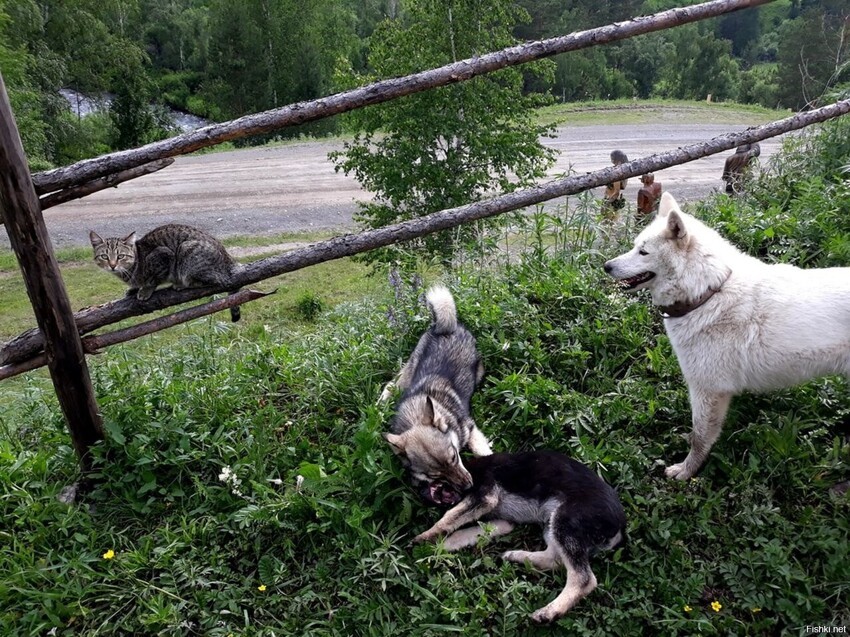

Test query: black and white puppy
[412,451,626,624]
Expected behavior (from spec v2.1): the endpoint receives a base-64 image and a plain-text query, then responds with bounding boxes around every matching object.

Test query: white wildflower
[218,465,243,496]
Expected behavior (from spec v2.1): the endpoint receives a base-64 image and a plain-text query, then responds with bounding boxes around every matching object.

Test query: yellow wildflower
[257,584,267,592]
[751,607,762,613]
[683,605,692,612]
[711,601,722,612]
[102,549,115,560]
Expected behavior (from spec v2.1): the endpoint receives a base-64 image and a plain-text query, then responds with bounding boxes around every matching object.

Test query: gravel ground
[1,116,785,250]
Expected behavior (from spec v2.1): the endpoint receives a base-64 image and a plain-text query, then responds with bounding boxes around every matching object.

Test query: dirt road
[1,115,785,249]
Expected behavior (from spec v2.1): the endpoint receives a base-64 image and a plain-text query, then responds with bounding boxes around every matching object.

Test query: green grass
[1,115,849,637]
[1,239,847,635]
[0,234,377,412]
[535,99,787,128]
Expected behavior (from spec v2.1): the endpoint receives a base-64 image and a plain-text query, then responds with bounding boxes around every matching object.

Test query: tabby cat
[89,224,245,322]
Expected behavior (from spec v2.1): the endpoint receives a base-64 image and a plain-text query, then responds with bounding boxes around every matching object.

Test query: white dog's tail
[426,284,458,335]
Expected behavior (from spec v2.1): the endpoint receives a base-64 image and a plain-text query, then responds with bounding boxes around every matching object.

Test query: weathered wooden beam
[0,289,273,381]
[0,353,47,380]
[38,158,174,211]
[31,0,775,195]
[81,288,273,354]
[0,72,103,468]
[3,98,847,368]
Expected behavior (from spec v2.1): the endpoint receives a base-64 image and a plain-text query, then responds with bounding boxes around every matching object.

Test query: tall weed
[1,118,849,635]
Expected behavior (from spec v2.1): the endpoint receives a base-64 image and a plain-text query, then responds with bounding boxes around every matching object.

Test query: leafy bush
[698,118,850,268]
[331,0,555,268]
[2,226,848,634]
[295,292,325,322]
[738,63,779,109]
[2,112,850,636]
[53,111,115,165]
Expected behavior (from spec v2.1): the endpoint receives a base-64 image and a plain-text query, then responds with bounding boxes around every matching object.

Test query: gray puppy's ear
[89,230,104,247]
[383,432,405,455]
[424,396,435,424]
[425,397,449,433]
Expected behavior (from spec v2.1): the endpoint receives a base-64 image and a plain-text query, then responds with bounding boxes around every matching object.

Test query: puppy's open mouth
[427,481,462,506]
[618,271,655,290]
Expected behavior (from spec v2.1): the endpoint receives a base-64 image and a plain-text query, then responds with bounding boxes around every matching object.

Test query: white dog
[604,192,850,480]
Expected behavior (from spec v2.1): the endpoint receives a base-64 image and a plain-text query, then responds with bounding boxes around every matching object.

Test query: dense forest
[0,0,848,170]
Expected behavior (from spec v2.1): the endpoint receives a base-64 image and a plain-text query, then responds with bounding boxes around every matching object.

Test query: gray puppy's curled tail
[426,285,458,335]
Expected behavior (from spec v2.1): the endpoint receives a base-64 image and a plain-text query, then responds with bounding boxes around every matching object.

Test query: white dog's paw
[664,462,694,480]
[468,429,493,457]
[530,605,560,625]
[502,550,528,564]
[377,382,396,404]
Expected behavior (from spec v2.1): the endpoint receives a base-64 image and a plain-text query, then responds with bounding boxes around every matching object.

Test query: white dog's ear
[657,192,679,218]
[666,210,688,241]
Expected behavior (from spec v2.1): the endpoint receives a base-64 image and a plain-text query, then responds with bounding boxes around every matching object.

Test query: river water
[59,88,209,132]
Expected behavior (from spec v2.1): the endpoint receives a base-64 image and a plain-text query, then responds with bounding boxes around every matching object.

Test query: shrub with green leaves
[331,0,555,268]
[2,119,850,636]
[698,117,850,268]
[2,233,848,635]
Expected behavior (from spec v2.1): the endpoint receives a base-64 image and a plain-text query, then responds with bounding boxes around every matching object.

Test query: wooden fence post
[0,72,103,470]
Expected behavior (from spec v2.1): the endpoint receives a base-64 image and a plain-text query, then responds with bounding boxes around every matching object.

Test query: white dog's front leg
[412,493,498,545]
[665,389,732,480]
[444,519,514,551]
[467,423,493,456]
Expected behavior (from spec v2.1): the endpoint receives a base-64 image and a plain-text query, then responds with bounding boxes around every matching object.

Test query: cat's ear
[89,231,103,247]
[122,231,137,246]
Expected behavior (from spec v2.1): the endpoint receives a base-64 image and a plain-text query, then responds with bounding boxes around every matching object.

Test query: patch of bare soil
[1,115,785,250]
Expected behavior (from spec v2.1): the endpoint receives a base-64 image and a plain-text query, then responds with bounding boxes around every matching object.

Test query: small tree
[332,0,555,267]
[657,24,741,102]
[109,42,171,150]
[775,1,850,109]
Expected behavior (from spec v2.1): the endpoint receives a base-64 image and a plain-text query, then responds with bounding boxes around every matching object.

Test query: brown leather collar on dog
[658,270,732,319]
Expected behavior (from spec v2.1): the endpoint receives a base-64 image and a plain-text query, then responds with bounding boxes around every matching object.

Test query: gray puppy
[382,285,492,504]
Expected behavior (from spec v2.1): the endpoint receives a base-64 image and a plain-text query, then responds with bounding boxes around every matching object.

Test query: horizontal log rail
[38,158,174,211]
[30,0,774,196]
[0,288,273,381]
[3,98,848,369]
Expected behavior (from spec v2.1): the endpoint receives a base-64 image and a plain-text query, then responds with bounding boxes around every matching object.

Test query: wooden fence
[1,0,847,475]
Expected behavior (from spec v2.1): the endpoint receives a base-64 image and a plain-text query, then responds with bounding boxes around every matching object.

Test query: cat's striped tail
[228,263,248,322]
